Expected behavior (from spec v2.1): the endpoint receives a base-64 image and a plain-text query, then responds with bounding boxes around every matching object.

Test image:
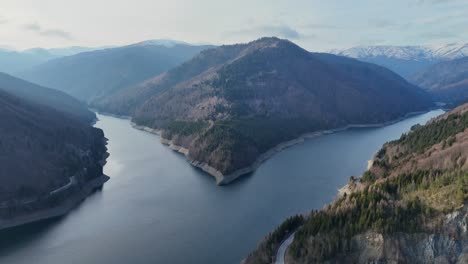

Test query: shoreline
[0,175,109,231]
[128,109,439,185]
[0,138,110,231]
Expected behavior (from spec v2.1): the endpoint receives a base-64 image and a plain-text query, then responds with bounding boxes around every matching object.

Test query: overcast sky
[1,0,467,51]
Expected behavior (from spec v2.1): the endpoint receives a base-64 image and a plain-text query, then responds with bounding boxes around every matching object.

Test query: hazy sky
[1,0,467,51]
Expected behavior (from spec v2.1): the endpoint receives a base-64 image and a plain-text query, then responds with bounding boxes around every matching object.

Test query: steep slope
[0,72,95,123]
[331,43,468,78]
[92,42,247,115]
[97,37,434,184]
[0,88,108,229]
[244,104,468,264]
[410,57,468,105]
[18,42,213,102]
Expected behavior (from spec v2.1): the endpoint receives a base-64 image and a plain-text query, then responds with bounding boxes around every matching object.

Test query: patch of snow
[331,43,468,61]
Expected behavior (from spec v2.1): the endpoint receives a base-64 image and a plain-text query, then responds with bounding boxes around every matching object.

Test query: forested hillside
[0,77,108,228]
[96,37,433,184]
[244,103,468,264]
[19,43,213,102]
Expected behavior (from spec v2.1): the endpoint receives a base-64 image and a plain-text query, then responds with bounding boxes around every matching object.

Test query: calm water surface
[0,110,444,264]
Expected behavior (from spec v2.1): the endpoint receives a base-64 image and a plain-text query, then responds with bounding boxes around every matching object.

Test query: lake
[0,110,444,264]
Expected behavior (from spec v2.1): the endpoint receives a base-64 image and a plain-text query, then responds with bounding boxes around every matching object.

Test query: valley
[0,110,442,264]
[93,37,434,184]
[0,2,467,262]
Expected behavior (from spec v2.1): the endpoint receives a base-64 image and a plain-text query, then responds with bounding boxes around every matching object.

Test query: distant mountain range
[94,37,434,184]
[331,43,468,78]
[0,46,100,74]
[411,56,468,105]
[0,72,95,122]
[18,42,214,102]
[0,73,108,229]
[130,39,191,48]
[23,46,101,57]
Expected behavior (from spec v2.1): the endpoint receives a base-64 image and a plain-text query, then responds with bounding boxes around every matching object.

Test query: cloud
[416,31,458,40]
[369,19,397,29]
[0,16,8,25]
[40,29,72,39]
[227,24,303,39]
[416,0,452,4]
[303,20,398,31]
[302,23,342,29]
[23,23,41,31]
[22,22,73,40]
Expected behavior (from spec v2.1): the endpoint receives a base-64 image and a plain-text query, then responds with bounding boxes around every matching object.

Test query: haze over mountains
[0,46,100,74]
[94,37,434,184]
[411,56,468,105]
[331,43,468,78]
[18,41,213,102]
[0,73,95,123]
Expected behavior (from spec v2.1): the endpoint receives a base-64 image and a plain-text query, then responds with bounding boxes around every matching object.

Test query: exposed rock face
[286,207,467,264]
[94,37,433,184]
[244,103,468,264]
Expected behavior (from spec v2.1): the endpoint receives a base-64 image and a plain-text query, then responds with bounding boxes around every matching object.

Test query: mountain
[130,39,190,48]
[0,77,108,229]
[0,46,98,74]
[0,72,95,123]
[18,42,214,102]
[244,103,468,264]
[0,48,55,74]
[94,37,434,184]
[410,57,468,105]
[331,43,468,78]
[24,46,99,57]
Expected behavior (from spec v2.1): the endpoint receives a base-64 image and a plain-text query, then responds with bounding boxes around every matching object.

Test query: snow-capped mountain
[330,43,468,78]
[332,43,468,61]
[129,39,190,48]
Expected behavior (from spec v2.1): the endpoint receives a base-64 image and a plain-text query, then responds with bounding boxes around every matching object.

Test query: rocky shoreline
[130,110,435,185]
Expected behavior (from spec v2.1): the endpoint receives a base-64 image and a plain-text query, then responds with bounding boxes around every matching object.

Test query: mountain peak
[130,39,190,48]
[329,43,468,78]
[94,38,432,181]
[249,36,295,48]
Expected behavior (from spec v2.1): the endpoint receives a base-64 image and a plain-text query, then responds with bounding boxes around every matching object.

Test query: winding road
[275,232,295,264]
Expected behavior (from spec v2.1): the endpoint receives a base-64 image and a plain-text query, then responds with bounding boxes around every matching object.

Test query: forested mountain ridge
[0,77,108,229]
[410,56,468,106]
[94,37,434,184]
[92,42,247,115]
[0,72,95,123]
[18,43,213,102]
[244,103,468,264]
